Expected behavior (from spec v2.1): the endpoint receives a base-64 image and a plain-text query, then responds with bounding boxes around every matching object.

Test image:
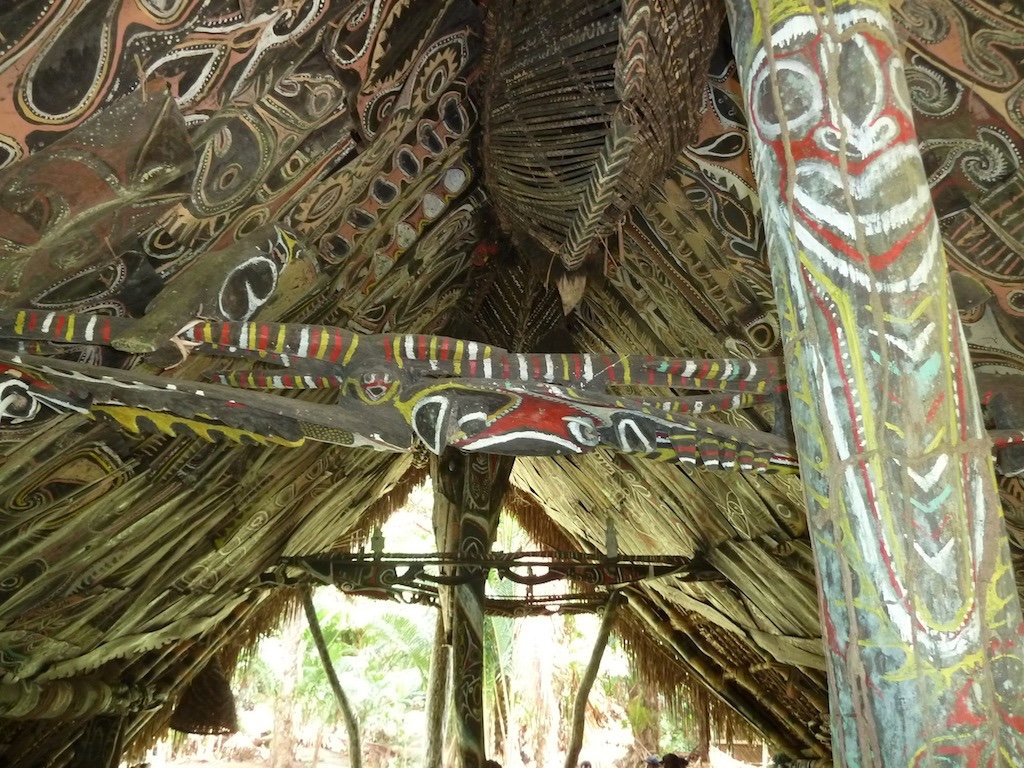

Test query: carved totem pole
[725,1,1024,765]
[433,450,514,768]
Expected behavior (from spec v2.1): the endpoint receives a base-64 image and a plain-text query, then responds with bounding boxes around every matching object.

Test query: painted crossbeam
[1,309,1021,475]
[0,309,796,471]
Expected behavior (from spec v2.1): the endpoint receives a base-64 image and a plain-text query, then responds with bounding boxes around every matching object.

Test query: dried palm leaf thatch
[122,595,286,763]
[483,0,724,308]
[615,610,760,747]
[325,458,432,554]
[504,486,581,553]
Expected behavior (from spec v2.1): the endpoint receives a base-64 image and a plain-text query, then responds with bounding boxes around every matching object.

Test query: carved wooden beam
[2,311,1022,476]
[0,311,797,471]
[6,311,1024,479]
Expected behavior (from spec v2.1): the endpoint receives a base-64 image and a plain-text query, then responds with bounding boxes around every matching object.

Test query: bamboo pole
[302,588,362,768]
[725,1,1024,765]
[563,591,624,768]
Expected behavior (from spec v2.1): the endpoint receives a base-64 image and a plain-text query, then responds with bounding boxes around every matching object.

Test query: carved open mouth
[792,143,934,275]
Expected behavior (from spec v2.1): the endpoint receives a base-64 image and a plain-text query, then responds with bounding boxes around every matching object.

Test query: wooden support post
[564,591,624,768]
[68,716,125,768]
[433,450,514,768]
[302,587,362,768]
[725,1,1024,764]
[425,614,450,768]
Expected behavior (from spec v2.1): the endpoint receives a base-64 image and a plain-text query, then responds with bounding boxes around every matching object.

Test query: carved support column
[725,1,1024,765]
[432,450,514,768]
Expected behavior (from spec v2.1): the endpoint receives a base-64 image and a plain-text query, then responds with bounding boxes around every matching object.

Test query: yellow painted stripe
[621,356,631,384]
[454,340,464,375]
[317,328,329,359]
[14,311,25,335]
[562,355,570,380]
[203,324,213,343]
[248,322,257,349]
[344,333,359,365]
[884,421,905,439]
[925,427,947,453]
[65,314,75,341]
[276,324,287,353]
[392,336,403,368]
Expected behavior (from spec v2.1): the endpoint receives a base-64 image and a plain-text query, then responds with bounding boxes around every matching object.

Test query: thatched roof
[1,1,1023,765]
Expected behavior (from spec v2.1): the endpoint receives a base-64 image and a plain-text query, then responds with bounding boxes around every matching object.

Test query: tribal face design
[0,365,83,426]
[749,9,930,280]
[353,370,401,403]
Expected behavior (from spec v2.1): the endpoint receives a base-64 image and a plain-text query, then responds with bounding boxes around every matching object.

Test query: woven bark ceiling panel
[482,0,724,308]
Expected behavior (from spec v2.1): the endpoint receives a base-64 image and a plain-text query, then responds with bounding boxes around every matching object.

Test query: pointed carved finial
[556,272,587,315]
[371,526,385,558]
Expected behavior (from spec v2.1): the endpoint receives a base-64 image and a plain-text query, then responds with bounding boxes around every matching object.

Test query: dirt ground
[142,742,349,768]
[146,746,761,768]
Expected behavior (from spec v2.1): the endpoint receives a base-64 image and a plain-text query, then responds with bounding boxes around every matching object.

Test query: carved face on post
[748,9,932,282]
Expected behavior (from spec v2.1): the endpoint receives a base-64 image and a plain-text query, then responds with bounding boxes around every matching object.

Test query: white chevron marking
[907,455,948,491]
[914,538,956,576]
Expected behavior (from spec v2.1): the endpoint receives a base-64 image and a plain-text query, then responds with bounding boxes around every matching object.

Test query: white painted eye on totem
[565,417,599,447]
[751,59,823,141]
[457,411,489,437]
[0,379,40,424]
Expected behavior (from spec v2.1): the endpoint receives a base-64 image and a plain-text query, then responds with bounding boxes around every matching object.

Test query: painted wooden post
[724,1,1024,765]
[433,450,514,768]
